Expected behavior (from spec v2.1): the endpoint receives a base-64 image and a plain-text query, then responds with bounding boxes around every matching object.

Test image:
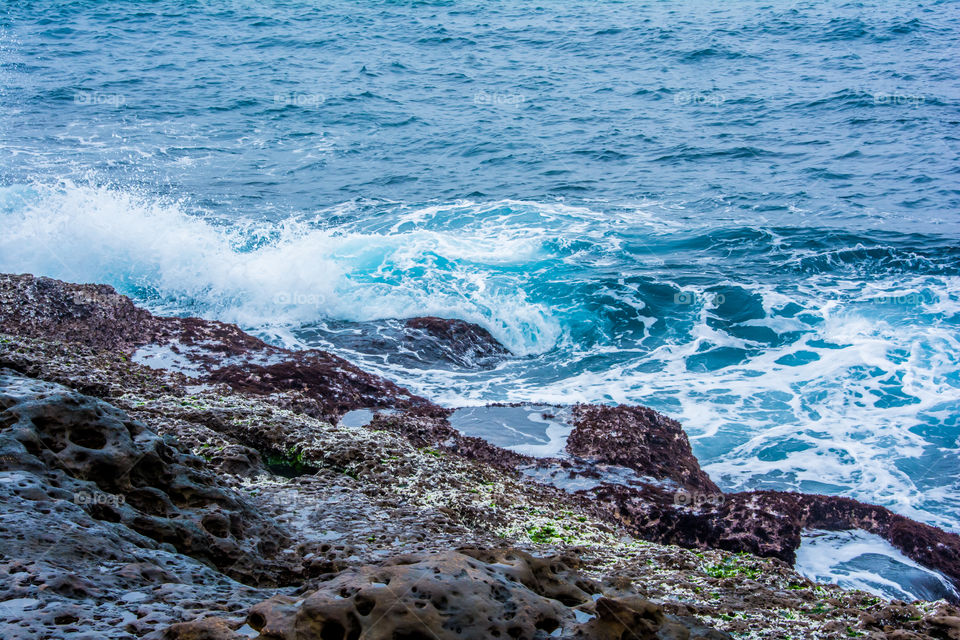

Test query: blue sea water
[1,0,959,558]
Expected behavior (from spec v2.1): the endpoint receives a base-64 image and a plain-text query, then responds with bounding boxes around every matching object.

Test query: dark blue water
[2,0,960,553]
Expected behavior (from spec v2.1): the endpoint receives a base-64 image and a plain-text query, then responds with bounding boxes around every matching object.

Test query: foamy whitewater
[2,0,959,600]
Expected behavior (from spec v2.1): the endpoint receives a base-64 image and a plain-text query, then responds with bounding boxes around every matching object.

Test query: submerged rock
[295,315,511,370]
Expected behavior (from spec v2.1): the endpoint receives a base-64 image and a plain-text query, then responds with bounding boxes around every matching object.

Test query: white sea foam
[797,529,958,602]
[0,182,561,355]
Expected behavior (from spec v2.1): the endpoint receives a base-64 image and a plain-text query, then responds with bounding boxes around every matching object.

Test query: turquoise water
[1,1,959,534]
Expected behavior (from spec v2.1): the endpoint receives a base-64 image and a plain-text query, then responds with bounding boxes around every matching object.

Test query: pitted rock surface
[0,465,275,640]
[0,369,295,586]
[223,550,731,640]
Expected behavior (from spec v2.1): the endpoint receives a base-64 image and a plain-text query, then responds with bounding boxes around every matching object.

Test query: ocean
[1,0,959,597]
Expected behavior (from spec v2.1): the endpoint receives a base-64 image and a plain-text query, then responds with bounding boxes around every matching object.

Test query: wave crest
[0,182,561,355]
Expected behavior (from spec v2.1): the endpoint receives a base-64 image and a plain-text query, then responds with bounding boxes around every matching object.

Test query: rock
[566,403,719,493]
[367,409,534,474]
[0,466,275,640]
[0,369,295,586]
[857,603,960,639]
[204,350,426,421]
[360,400,960,601]
[588,483,960,599]
[403,316,510,367]
[925,610,960,639]
[240,549,730,640]
[0,273,434,421]
[294,316,511,370]
[5,272,960,639]
[575,597,664,639]
[571,596,726,639]
[159,618,243,640]
[0,274,155,352]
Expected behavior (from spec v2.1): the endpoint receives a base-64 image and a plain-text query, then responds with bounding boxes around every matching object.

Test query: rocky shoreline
[1,273,960,639]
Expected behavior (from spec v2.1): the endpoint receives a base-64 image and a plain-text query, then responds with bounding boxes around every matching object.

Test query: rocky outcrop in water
[0,273,432,422]
[590,483,960,592]
[404,316,510,368]
[444,401,960,599]
[566,403,719,493]
[561,405,960,599]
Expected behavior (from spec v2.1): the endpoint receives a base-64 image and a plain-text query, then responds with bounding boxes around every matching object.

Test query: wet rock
[294,316,510,371]
[0,274,156,352]
[566,403,719,493]
[5,272,960,638]
[368,408,535,474]
[352,401,960,602]
[925,607,960,639]
[571,596,729,639]
[858,602,960,639]
[403,316,510,368]
[0,273,433,421]
[159,617,244,640]
[204,350,426,421]
[589,483,960,599]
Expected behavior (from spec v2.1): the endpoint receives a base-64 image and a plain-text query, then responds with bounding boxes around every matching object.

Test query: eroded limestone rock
[239,550,729,640]
[0,369,295,586]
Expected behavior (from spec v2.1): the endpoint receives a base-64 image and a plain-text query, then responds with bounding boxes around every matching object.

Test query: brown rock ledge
[0,272,432,421]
